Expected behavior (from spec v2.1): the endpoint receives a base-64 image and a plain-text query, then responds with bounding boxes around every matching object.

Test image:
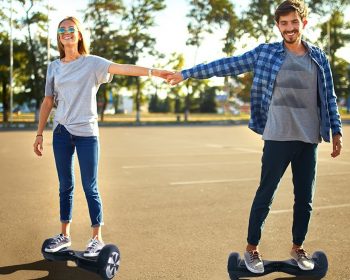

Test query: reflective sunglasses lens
[68,27,76,33]
[57,28,65,34]
[57,27,77,34]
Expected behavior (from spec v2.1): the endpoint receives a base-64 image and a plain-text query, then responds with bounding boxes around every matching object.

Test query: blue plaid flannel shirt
[181,40,342,142]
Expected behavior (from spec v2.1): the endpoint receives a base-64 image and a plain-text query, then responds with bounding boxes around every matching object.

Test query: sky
[47,0,350,69]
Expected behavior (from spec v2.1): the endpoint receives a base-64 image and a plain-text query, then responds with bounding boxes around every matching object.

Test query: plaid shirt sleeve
[181,47,260,80]
[322,55,342,136]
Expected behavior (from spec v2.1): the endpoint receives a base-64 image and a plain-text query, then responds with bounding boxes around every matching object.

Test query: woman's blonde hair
[57,16,89,59]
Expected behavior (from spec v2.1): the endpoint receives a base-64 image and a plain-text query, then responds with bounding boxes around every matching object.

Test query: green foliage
[199,86,217,113]
[2,0,350,122]
[186,0,212,47]
[317,9,350,98]
[242,0,280,41]
[148,94,170,112]
[319,10,350,59]
[0,31,29,121]
[308,0,350,16]
[331,57,350,98]
[121,0,166,120]
[84,0,125,120]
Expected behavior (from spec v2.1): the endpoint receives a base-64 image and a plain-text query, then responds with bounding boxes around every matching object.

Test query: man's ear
[302,18,308,28]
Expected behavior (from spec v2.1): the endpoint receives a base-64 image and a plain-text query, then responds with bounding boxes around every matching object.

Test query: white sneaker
[83,236,105,257]
[44,234,71,253]
[291,248,315,270]
[243,250,264,274]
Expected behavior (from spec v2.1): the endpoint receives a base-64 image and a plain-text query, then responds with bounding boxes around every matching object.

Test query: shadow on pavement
[232,276,321,280]
[0,259,100,280]
[273,277,321,280]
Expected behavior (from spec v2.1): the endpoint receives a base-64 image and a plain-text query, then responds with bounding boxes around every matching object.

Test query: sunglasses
[57,26,77,35]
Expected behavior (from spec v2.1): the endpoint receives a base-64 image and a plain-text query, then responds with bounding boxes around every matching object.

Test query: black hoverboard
[41,238,120,280]
[228,251,328,279]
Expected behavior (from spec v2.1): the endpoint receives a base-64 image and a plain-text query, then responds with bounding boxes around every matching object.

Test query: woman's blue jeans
[247,140,318,247]
[53,124,103,227]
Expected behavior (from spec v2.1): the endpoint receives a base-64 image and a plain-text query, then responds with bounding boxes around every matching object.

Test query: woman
[33,16,171,257]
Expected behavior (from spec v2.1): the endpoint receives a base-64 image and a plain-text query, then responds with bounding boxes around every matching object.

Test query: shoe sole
[83,253,99,258]
[45,241,72,253]
[291,256,314,271]
[296,262,315,271]
[243,259,264,274]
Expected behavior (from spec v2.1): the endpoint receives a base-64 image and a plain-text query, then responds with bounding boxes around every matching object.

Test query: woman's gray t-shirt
[45,55,113,136]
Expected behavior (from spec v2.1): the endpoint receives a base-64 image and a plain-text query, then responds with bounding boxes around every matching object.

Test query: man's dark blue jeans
[247,140,318,246]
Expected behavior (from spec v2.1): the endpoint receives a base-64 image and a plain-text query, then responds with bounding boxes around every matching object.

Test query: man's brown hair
[274,0,308,22]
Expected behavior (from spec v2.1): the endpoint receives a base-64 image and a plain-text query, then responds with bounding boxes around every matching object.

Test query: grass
[0,110,349,125]
[0,112,251,124]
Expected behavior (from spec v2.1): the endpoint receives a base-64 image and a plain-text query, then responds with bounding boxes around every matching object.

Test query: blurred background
[1,0,350,126]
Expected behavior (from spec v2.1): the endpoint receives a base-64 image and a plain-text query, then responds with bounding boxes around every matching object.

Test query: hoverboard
[228,251,328,279]
[41,238,120,279]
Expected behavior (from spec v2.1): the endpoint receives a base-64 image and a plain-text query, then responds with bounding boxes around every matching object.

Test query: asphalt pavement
[0,125,349,280]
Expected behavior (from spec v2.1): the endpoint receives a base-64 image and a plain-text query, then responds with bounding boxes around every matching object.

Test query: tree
[18,0,49,122]
[148,93,159,112]
[242,0,280,42]
[84,0,125,121]
[0,0,29,122]
[319,10,350,64]
[185,0,239,120]
[0,3,13,122]
[308,0,350,16]
[316,8,350,98]
[331,57,350,99]
[199,86,217,113]
[121,0,166,122]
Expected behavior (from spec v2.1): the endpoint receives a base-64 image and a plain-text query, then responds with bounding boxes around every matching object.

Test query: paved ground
[0,125,349,280]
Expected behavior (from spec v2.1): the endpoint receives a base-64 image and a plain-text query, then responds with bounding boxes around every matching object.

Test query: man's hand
[33,135,44,156]
[331,133,342,158]
[167,71,184,85]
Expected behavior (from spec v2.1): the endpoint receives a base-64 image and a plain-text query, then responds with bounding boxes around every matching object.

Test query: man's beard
[281,30,301,44]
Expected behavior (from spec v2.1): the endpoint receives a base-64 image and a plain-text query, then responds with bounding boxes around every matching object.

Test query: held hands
[33,136,43,156]
[166,71,184,86]
[331,133,342,158]
[152,69,184,86]
[152,69,183,86]
[152,69,176,80]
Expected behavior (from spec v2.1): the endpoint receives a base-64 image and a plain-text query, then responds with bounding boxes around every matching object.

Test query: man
[167,0,342,274]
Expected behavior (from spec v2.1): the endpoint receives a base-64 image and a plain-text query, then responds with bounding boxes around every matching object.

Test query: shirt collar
[277,39,313,55]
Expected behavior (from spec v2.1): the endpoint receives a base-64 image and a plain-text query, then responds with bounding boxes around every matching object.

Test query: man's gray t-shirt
[45,55,113,136]
[262,49,320,143]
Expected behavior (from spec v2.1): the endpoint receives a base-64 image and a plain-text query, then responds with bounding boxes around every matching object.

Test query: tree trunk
[2,80,9,123]
[184,80,191,122]
[135,77,141,123]
[100,91,108,122]
[25,4,40,123]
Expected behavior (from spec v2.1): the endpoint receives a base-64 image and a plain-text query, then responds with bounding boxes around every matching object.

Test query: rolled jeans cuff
[92,222,104,228]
